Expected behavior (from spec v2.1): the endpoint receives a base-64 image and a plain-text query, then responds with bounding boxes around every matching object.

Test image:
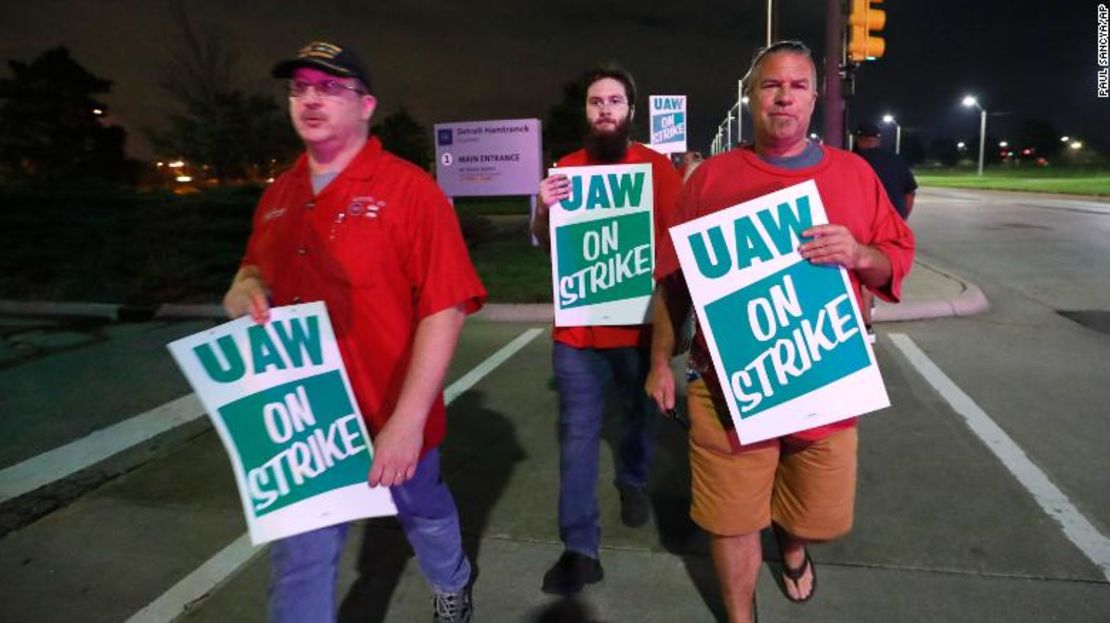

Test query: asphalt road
[0,187,1108,622]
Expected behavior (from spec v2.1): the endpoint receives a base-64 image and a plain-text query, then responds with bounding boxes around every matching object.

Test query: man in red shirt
[223,41,485,623]
[532,65,682,594]
[647,42,913,621]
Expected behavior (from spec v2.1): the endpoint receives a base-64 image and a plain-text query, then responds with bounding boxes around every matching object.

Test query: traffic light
[848,0,886,62]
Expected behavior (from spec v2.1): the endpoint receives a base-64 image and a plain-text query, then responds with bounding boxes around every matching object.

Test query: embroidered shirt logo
[348,196,386,218]
[263,207,287,221]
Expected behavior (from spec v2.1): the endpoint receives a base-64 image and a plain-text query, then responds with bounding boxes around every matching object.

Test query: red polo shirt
[242,137,487,453]
[551,142,683,350]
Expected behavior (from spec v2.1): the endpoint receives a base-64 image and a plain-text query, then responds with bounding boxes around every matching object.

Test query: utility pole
[824,0,846,148]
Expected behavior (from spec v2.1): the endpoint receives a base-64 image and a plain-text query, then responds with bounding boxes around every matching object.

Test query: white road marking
[444,328,544,403]
[125,326,545,622]
[124,533,258,623]
[889,333,1110,582]
[0,394,205,504]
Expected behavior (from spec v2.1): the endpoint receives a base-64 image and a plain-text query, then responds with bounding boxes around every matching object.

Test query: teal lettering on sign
[586,176,611,209]
[560,172,646,211]
[653,97,683,111]
[704,261,868,418]
[686,194,814,278]
[192,316,323,384]
[271,316,323,368]
[194,335,245,383]
[759,196,813,255]
[249,324,285,374]
[556,212,653,308]
[219,370,371,517]
[607,173,645,208]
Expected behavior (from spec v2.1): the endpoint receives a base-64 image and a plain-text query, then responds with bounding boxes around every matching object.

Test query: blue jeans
[268,449,471,623]
[553,342,658,558]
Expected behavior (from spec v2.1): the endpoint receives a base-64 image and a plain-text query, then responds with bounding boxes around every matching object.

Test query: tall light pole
[881,114,901,154]
[962,95,987,176]
[737,80,744,145]
[725,110,733,150]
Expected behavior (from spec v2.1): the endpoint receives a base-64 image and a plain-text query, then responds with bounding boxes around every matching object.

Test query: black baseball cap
[854,121,882,138]
[271,41,372,92]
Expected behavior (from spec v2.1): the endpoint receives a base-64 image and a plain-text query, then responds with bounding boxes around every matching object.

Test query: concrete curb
[873,261,991,322]
[0,260,990,325]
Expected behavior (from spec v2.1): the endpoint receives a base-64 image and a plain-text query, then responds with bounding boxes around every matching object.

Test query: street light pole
[977,109,987,176]
[725,111,733,150]
[962,96,988,177]
[882,114,902,154]
[737,80,744,145]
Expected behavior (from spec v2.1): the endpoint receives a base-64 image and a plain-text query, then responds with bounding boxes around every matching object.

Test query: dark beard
[584,117,631,163]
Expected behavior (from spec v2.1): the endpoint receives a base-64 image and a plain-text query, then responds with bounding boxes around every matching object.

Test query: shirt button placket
[294,198,314,307]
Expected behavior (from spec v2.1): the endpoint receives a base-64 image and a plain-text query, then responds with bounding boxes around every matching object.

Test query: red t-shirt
[551,142,683,349]
[242,137,487,453]
[656,145,915,444]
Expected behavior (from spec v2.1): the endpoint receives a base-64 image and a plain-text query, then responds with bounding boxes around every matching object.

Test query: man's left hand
[367,417,423,488]
[799,224,862,269]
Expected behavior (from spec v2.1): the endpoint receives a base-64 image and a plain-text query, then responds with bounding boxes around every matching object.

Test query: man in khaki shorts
[646,40,914,622]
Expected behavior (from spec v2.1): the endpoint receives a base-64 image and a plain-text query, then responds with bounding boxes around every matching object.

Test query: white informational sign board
[434,118,542,197]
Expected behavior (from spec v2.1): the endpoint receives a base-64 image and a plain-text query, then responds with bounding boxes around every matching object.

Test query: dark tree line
[0,47,130,184]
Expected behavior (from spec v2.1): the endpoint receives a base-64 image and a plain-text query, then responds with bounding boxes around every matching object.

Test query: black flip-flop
[779,547,817,603]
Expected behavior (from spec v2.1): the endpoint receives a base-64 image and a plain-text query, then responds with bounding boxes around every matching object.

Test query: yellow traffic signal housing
[848,0,886,62]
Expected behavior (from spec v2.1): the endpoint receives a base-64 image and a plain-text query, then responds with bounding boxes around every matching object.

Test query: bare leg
[711,532,761,623]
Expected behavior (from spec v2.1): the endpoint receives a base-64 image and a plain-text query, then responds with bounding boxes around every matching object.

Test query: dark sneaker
[617,482,651,527]
[541,551,603,595]
[432,585,473,623]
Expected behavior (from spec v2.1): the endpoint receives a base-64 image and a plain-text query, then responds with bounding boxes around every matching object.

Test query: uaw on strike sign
[549,163,654,326]
[168,302,395,544]
[669,180,889,443]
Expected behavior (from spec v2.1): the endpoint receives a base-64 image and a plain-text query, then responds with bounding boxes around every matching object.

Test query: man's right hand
[538,173,570,208]
[645,360,676,413]
[222,272,270,324]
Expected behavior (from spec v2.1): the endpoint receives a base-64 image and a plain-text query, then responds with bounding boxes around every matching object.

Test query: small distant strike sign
[669,181,889,443]
[649,95,687,154]
[168,303,395,545]
[549,163,655,326]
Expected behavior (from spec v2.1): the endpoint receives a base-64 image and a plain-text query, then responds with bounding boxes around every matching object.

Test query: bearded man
[531,64,682,595]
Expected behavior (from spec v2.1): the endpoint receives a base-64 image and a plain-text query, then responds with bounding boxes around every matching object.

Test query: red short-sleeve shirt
[656,145,915,444]
[242,137,487,452]
[551,142,683,350]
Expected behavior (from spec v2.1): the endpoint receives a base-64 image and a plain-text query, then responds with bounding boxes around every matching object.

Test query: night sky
[1,0,1105,159]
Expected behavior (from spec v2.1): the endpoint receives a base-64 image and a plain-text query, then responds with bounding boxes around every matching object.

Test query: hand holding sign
[799,224,863,268]
[223,268,271,324]
[539,173,571,208]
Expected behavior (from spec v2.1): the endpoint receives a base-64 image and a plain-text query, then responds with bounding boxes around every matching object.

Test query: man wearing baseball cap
[224,40,485,623]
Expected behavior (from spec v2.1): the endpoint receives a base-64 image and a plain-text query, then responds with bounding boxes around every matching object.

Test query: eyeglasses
[288,79,365,98]
[587,96,629,110]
